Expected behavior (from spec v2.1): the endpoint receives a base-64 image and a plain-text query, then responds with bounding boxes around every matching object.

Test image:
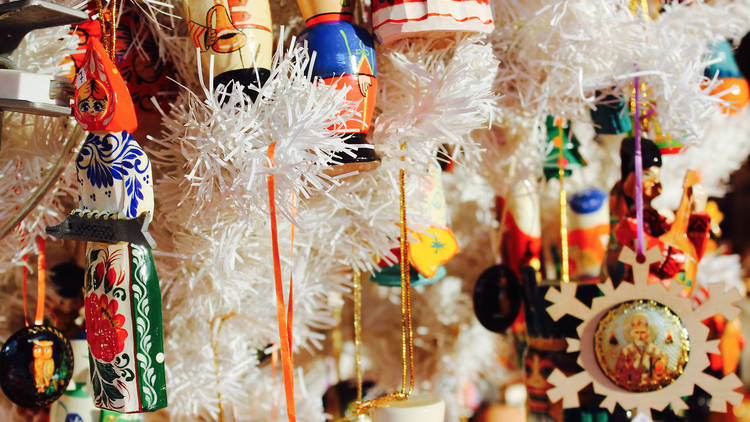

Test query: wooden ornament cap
[370,395,445,422]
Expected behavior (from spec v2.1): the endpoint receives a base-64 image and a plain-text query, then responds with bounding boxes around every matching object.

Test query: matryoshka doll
[56,37,167,413]
[371,0,495,46]
[295,0,380,175]
[186,0,273,100]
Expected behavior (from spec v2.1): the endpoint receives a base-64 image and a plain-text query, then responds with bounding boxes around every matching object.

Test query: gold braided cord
[335,149,415,422]
[211,313,241,422]
[353,269,363,404]
[558,166,570,283]
[95,0,120,60]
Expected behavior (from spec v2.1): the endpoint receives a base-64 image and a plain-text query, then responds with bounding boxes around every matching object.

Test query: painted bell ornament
[0,324,74,408]
[186,0,273,99]
[296,0,380,175]
[372,0,494,46]
[370,395,445,422]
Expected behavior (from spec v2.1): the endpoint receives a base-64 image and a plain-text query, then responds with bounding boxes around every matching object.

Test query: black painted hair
[620,136,662,180]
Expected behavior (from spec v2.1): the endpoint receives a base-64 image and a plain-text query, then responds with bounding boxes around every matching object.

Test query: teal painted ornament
[369,263,446,287]
[590,93,632,135]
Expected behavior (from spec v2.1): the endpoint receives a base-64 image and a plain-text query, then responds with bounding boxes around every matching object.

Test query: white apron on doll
[68,37,167,413]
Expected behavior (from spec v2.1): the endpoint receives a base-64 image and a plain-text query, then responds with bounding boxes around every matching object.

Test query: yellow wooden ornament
[407,226,458,279]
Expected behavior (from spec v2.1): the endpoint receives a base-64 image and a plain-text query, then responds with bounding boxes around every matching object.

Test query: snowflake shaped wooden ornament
[544,245,743,417]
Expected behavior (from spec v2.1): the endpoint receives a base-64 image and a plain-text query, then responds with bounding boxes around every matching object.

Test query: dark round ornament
[473,264,522,333]
[0,324,74,408]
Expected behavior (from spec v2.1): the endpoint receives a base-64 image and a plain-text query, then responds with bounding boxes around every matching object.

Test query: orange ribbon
[266,142,296,422]
[23,235,47,326]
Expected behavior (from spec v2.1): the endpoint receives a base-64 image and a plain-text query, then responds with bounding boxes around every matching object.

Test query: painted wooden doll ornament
[371,165,458,286]
[47,37,167,413]
[296,0,380,175]
[186,0,273,100]
[371,0,495,46]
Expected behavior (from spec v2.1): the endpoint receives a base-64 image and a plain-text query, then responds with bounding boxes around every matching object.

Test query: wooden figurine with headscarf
[47,37,167,413]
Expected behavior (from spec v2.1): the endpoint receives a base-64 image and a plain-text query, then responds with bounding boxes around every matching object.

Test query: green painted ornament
[543,116,586,180]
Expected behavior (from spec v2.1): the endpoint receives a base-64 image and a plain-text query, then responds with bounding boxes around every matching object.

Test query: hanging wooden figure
[186,0,273,101]
[296,0,380,175]
[371,0,495,46]
[607,137,710,296]
[47,37,167,413]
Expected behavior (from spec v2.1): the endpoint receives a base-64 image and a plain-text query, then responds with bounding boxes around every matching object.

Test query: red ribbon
[266,142,296,422]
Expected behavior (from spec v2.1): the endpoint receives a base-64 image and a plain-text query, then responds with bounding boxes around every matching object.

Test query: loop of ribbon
[23,235,46,327]
[266,142,297,422]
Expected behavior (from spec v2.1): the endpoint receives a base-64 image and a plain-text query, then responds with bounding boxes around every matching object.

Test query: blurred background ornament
[0,0,86,116]
[704,39,750,115]
[49,333,99,422]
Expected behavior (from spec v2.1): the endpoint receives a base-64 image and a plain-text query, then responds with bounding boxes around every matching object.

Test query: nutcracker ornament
[46,37,167,413]
[296,0,380,175]
[186,0,273,100]
[371,0,494,46]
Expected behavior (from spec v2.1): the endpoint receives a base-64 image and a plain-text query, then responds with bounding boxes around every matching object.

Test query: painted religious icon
[595,299,689,392]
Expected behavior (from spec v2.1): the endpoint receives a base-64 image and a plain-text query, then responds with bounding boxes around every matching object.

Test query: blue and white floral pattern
[76,131,153,219]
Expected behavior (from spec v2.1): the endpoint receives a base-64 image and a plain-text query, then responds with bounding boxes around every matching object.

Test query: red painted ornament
[73,38,137,133]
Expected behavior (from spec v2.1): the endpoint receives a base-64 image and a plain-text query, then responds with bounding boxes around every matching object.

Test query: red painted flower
[85,292,128,362]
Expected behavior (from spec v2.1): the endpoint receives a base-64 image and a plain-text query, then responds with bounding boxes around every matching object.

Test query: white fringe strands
[491,0,750,142]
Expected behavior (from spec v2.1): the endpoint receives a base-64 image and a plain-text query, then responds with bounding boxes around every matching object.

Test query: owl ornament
[0,325,74,408]
[296,0,381,175]
[46,37,167,413]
